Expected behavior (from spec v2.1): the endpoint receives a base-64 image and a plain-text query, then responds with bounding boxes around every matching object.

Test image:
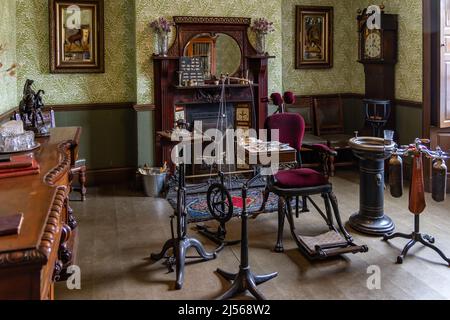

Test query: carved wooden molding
[44,142,73,186]
[173,16,251,26]
[0,187,66,268]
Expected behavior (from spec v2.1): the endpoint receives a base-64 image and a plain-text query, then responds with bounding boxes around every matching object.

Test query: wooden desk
[0,127,81,300]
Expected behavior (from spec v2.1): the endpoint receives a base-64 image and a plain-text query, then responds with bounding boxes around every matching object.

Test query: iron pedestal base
[151,237,216,290]
[383,215,450,266]
[216,267,278,300]
[349,213,395,236]
[196,224,241,248]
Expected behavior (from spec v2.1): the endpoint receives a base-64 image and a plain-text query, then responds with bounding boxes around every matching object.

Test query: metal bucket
[140,168,167,197]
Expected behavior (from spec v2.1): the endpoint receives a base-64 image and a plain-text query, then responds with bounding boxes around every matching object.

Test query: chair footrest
[297,231,367,259]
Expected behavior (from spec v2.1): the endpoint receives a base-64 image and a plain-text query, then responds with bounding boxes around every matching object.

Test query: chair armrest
[302,144,335,178]
[303,143,337,157]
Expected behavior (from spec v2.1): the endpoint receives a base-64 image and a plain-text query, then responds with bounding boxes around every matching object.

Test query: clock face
[364,31,382,59]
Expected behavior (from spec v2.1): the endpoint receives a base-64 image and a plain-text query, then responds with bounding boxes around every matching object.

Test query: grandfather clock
[357,7,398,130]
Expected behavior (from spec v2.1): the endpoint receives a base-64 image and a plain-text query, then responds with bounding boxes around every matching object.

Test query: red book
[0,159,40,179]
[0,168,40,179]
[0,155,33,170]
[0,159,39,174]
[0,213,24,237]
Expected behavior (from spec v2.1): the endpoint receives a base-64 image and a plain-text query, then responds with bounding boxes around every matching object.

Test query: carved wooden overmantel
[153,16,274,167]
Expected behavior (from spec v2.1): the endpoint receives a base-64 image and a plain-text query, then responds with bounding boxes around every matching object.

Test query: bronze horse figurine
[19,79,45,128]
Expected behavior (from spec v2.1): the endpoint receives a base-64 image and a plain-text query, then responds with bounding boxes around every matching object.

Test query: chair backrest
[285,96,315,134]
[265,113,305,153]
[313,96,345,136]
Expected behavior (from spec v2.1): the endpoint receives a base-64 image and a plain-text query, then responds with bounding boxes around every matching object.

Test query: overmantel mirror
[167,16,260,80]
[183,33,241,79]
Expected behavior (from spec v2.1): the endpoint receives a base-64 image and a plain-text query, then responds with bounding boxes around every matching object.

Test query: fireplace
[179,103,235,132]
[152,16,274,171]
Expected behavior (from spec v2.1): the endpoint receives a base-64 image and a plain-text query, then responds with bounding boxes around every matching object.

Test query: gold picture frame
[295,6,333,69]
[49,0,104,73]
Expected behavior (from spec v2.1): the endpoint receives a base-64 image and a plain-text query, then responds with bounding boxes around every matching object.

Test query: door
[440,0,450,128]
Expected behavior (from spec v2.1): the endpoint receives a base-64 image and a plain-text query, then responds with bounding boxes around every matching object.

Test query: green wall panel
[396,105,423,145]
[55,109,137,170]
[137,111,154,167]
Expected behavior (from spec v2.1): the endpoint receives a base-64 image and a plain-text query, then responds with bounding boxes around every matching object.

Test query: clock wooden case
[357,10,398,129]
[358,12,398,64]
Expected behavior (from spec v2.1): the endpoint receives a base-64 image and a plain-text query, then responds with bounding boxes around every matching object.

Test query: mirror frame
[183,32,242,77]
[167,16,258,77]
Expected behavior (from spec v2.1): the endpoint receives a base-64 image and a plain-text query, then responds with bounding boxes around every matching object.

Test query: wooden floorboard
[56,170,450,300]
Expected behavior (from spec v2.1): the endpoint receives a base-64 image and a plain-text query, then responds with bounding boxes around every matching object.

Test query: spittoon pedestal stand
[348,136,396,236]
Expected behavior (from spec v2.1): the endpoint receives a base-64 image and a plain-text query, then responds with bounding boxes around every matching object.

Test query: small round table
[348,137,396,236]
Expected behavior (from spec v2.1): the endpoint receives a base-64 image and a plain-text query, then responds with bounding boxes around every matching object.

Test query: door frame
[422,0,439,138]
[423,0,450,192]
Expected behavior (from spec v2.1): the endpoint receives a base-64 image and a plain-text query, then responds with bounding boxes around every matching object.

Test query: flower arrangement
[251,18,275,35]
[150,17,174,34]
[0,44,17,77]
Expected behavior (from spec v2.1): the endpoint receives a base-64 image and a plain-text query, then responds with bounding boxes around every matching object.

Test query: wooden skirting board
[81,167,137,187]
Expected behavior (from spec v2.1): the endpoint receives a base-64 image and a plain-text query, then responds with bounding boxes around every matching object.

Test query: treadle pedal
[296,231,367,259]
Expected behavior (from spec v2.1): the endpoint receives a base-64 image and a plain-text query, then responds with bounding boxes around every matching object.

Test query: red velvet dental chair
[263,113,368,260]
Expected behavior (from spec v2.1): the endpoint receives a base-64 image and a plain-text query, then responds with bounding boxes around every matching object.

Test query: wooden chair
[313,96,354,176]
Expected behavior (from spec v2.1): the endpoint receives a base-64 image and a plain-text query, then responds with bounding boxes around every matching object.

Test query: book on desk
[0,213,24,237]
[0,154,40,179]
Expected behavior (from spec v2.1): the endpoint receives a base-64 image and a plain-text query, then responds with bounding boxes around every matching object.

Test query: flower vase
[154,32,160,56]
[255,32,266,55]
[159,32,169,57]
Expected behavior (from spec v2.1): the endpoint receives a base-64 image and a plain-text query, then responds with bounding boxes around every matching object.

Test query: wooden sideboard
[0,127,81,300]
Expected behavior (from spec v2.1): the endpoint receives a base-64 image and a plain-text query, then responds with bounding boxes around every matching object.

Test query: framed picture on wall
[295,6,333,69]
[49,0,104,73]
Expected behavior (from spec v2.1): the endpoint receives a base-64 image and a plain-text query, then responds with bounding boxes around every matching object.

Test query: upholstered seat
[274,168,329,189]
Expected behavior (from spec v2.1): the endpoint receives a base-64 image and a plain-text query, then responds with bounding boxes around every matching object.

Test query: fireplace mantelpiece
[153,16,274,167]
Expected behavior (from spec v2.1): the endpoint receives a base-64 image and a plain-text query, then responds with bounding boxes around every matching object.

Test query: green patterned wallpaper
[15,0,136,105]
[10,0,423,107]
[358,0,423,102]
[283,0,423,102]
[135,0,283,104]
[0,0,17,114]
[282,0,365,96]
